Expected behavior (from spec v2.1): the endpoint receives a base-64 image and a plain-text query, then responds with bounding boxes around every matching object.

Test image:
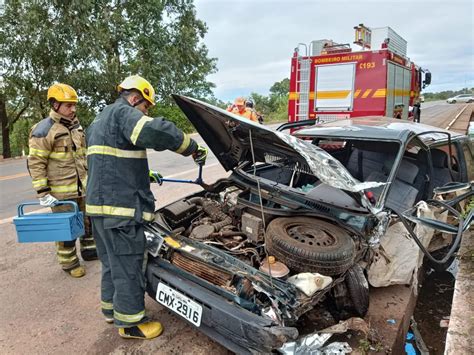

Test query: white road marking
[0,206,50,225]
[0,163,220,225]
[445,104,469,130]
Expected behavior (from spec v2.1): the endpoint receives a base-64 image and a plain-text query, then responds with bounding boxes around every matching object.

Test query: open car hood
[173,95,385,201]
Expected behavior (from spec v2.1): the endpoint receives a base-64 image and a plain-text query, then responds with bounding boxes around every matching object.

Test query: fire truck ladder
[296,56,311,120]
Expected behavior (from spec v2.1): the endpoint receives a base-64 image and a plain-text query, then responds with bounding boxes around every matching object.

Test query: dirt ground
[0,165,232,354]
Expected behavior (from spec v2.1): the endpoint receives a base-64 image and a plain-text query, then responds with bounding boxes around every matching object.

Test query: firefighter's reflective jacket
[27,110,87,199]
[228,106,258,122]
[85,97,197,223]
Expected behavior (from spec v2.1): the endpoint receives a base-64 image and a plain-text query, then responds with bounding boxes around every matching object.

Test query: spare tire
[266,217,355,276]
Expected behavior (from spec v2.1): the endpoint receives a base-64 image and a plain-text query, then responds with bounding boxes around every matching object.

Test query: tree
[0,1,72,157]
[269,78,290,97]
[248,78,290,122]
[0,0,217,157]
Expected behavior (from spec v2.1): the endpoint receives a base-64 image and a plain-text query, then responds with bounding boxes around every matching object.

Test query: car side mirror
[423,72,432,88]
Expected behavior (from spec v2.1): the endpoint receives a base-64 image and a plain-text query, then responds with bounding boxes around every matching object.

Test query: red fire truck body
[288,26,429,123]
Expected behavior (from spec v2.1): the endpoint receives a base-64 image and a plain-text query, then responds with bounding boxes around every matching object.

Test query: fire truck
[288,24,431,123]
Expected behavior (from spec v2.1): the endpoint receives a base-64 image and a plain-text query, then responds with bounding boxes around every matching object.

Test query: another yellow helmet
[117,75,156,106]
[47,83,78,103]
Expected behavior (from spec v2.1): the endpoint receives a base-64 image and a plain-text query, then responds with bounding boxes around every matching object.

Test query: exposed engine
[160,187,266,268]
[152,185,359,324]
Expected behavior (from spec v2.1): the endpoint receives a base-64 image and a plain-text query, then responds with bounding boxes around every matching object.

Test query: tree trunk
[0,95,11,159]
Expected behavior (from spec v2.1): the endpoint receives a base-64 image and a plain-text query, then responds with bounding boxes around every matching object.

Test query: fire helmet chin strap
[52,101,62,112]
[132,98,146,108]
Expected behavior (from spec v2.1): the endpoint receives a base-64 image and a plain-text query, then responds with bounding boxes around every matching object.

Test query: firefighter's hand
[192,145,208,166]
[149,170,163,185]
[39,194,59,207]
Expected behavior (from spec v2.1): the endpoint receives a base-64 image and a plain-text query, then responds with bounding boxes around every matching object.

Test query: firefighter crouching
[27,83,97,278]
[86,75,208,339]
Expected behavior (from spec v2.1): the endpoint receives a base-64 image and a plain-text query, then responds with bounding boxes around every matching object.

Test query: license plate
[156,283,202,327]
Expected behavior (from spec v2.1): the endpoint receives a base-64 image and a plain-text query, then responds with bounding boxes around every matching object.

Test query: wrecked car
[144,96,473,353]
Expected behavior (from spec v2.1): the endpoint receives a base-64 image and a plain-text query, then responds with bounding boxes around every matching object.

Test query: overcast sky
[194,0,474,102]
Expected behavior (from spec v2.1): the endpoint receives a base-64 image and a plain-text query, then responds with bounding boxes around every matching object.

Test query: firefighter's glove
[39,194,59,207]
[149,170,163,185]
[192,145,208,166]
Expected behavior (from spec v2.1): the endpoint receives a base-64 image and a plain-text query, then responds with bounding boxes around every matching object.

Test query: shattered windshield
[238,133,401,212]
[274,133,391,192]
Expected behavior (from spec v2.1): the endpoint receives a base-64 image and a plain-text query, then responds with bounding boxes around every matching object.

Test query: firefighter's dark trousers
[51,197,96,271]
[91,216,148,328]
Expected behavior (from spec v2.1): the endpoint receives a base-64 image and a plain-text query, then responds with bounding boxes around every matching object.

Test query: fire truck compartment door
[314,63,355,111]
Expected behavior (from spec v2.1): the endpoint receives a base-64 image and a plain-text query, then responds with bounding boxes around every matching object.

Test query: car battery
[241,213,263,242]
[13,201,84,243]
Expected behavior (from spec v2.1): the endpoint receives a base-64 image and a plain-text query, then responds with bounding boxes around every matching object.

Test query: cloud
[195,0,474,100]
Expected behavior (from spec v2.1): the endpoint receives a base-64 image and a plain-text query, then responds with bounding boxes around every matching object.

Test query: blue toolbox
[13,201,85,243]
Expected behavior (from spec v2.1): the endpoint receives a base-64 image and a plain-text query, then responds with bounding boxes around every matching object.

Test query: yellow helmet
[117,75,156,106]
[47,83,78,103]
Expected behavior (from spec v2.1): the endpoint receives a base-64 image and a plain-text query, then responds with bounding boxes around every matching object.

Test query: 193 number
[359,62,376,69]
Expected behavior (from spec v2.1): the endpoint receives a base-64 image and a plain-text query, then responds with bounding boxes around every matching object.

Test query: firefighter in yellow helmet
[86,75,208,339]
[27,83,97,278]
[226,96,258,122]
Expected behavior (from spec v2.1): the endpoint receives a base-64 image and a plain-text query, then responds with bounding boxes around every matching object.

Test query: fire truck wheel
[265,217,355,276]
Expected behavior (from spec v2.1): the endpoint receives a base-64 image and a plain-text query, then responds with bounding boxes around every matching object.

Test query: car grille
[171,252,232,287]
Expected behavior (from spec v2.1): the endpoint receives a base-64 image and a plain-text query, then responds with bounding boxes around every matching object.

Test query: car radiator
[171,252,232,287]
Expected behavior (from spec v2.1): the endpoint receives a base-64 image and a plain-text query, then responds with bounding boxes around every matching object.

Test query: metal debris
[319,317,369,335]
[279,332,352,355]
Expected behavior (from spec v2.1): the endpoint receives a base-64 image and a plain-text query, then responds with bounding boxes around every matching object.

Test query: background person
[245,98,264,124]
[227,96,258,122]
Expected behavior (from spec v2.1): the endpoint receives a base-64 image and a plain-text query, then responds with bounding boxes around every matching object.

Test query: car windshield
[238,137,401,210]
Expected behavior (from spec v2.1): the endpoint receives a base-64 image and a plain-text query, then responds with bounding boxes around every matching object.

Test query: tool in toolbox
[13,201,85,243]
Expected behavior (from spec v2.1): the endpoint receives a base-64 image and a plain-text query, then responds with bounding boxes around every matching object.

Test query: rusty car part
[171,252,232,287]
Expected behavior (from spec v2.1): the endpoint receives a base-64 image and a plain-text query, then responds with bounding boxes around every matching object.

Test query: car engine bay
[147,180,367,325]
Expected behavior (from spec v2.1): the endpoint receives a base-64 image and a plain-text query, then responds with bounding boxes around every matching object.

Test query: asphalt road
[0,101,466,220]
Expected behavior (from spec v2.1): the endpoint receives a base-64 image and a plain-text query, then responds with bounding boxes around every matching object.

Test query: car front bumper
[146,257,299,354]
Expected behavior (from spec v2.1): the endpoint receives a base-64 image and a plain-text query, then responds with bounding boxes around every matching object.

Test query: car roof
[295,116,464,145]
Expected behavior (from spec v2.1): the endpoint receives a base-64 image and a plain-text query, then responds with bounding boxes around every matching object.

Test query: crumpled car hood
[173,95,385,210]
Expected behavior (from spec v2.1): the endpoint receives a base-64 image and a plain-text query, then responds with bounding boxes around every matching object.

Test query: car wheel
[451,100,456,104]
[266,217,355,276]
[333,264,369,317]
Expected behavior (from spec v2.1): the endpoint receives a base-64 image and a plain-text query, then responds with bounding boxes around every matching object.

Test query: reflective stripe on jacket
[27,110,87,199]
[85,97,197,223]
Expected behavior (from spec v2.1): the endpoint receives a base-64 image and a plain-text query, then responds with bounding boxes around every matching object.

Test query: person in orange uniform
[226,97,258,122]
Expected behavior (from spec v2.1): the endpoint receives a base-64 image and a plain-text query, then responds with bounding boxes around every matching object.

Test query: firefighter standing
[227,96,258,122]
[27,83,97,278]
[86,75,208,339]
